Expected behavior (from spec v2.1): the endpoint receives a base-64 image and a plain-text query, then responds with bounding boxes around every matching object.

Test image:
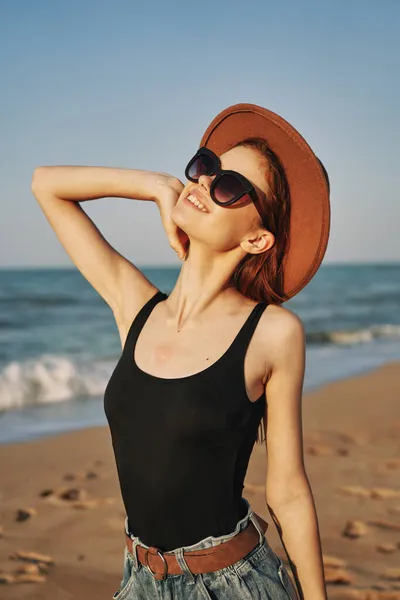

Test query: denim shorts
[112,498,298,599]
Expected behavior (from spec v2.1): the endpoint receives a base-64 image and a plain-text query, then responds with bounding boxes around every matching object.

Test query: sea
[0,264,399,445]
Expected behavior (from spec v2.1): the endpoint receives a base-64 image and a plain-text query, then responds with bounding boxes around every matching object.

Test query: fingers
[168,232,186,260]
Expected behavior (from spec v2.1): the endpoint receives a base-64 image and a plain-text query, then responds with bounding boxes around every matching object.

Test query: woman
[31,104,330,600]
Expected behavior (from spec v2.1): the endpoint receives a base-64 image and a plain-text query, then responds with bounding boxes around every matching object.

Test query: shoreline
[0,360,399,598]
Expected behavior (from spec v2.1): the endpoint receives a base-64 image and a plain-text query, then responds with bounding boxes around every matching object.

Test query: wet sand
[0,361,399,599]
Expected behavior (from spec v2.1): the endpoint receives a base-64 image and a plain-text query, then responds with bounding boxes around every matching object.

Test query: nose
[198,174,213,195]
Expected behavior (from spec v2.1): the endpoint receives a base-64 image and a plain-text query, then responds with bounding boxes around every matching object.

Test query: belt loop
[175,547,196,585]
[249,510,265,546]
[130,538,141,571]
[125,516,140,571]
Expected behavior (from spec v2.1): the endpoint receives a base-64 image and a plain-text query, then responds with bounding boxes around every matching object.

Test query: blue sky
[1,0,399,267]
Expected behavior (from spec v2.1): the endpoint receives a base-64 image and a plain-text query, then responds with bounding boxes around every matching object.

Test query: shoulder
[259,304,306,378]
[264,303,304,337]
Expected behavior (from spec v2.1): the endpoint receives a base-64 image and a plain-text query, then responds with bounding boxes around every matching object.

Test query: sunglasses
[184,147,267,226]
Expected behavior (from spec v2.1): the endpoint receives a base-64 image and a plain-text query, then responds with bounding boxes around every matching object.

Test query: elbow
[266,473,311,509]
[31,167,51,196]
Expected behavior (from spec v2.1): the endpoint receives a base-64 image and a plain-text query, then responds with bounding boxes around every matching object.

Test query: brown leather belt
[125,513,269,580]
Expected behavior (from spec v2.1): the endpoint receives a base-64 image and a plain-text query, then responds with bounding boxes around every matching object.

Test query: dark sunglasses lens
[187,153,214,180]
[213,173,246,204]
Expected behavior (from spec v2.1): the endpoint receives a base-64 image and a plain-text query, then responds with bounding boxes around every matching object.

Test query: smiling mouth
[184,193,209,213]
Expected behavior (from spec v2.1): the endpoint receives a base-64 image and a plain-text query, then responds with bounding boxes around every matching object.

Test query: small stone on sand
[323,554,348,568]
[343,520,369,538]
[323,566,353,584]
[16,507,37,522]
[380,568,400,581]
[376,543,398,553]
[60,487,87,501]
[307,444,333,455]
[39,489,54,497]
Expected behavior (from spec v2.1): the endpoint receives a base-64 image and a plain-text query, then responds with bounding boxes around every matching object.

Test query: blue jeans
[113,498,298,599]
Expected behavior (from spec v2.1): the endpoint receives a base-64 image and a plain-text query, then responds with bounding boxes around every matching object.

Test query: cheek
[211,207,254,245]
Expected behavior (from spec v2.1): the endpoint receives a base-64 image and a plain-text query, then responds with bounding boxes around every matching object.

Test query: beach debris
[8,550,54,565]
[322,554,347,568]
[60,487,87,501]
[388,507,400,516]
[15,507,37,522]
[337,432,368,445]
[343,520,369,538]
[306,444,333,455]
[376,543,398,553]
[0,567,47,584]
[15,563,47,575]
[0,525,3,538]
[339,486,371,498]
[40,485,114,509]
[380,568,400,581]
[77,554,85,561]
[337,447,350,456]
[39,488,55,497]
[368,519,400,531]
[371,488,400,500]
[62,469,99,482]
[323,566,353,584]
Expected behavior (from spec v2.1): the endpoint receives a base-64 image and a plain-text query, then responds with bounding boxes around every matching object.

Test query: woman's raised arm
[31,166,184,325]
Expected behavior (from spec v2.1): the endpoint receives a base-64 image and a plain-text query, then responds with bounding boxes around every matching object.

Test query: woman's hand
[154,175,189,261]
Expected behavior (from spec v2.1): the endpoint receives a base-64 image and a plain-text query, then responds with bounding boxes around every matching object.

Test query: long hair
[228,138,292,444]
[229,137,291,305]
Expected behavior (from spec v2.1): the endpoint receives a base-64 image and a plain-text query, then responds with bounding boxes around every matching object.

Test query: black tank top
[104,290,268,552]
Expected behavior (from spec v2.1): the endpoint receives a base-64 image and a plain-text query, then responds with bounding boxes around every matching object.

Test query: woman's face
[172,145,272,254]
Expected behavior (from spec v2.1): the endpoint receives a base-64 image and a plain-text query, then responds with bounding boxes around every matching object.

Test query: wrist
[153,173,184,205]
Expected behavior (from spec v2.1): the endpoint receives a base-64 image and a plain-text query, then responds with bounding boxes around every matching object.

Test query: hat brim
[199,103,331,300]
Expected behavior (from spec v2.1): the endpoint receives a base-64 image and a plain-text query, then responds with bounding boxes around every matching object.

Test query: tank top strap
[227,301,269,361]
[123,290,167,353]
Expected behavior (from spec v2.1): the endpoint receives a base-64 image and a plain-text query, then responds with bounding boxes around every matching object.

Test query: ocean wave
[307,324,400,345]
[0,354,113,412]
[1,324,400,412]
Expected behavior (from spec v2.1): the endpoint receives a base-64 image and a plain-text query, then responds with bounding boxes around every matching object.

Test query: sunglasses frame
[184,147,268,226]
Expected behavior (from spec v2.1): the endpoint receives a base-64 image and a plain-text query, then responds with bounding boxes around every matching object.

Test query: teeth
[187,193,208,212]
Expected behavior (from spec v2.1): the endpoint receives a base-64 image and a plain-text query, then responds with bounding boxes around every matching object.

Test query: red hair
[229,137,291,306]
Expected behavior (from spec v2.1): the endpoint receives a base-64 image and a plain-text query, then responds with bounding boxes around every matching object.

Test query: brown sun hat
[199,103,331,301]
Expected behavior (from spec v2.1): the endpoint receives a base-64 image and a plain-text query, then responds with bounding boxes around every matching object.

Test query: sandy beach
[0,361,399,599]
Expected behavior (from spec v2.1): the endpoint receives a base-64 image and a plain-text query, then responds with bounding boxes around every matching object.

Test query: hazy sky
[1,0,399,268]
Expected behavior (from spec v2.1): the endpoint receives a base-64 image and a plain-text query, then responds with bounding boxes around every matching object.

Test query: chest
[130,311,267,403]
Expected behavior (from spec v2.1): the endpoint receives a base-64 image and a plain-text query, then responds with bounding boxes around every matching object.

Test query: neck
[165,242,246,331]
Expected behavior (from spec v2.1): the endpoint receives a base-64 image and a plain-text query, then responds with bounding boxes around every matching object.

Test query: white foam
[328,324,400,345]
[0,354,112,411]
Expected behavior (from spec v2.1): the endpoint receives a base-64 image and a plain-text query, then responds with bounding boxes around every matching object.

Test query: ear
[241,230,275,256]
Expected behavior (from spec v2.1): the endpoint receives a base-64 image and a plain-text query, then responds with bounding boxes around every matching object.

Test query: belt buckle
[144,546,168,580]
